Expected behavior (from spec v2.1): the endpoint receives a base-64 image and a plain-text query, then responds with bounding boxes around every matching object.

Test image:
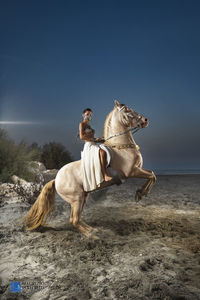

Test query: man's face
[82,110,92,121]
[85,110,92,118]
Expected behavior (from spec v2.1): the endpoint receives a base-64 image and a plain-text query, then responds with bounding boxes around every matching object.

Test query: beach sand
[0,175,200,299]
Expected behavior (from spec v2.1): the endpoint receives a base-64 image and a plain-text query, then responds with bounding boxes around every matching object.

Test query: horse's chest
[111,149,142,175]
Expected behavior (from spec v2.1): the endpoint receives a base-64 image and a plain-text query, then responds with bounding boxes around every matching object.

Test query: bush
[28,142,42,161]
[0,129,73,182]
[0,129,41,183]
[41,142,73,169]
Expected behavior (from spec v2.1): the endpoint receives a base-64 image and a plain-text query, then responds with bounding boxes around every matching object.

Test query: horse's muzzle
[141,120,149,128]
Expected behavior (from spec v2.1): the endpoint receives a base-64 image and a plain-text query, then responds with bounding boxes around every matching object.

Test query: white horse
[23,100,156,238]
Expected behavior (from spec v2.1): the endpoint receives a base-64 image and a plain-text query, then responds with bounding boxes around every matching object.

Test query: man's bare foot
[104,175,113,181]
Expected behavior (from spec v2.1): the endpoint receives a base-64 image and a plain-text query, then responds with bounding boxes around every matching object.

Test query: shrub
[0,129,40,183]
[27,142,42,161]
[0,129,73,182]
[41,142,73,169]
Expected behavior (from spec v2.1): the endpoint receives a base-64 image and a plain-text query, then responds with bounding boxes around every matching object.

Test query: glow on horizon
[0,121,42,125]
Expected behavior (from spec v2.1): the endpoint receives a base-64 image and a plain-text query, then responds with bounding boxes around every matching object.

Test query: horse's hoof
[113,175,123,186]
[135,190,142,202]
[92,227,99,233]
[90,233,100,240]
[135,194,139,202]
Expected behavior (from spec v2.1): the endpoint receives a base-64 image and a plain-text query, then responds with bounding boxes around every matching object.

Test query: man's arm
[94,137,105,143]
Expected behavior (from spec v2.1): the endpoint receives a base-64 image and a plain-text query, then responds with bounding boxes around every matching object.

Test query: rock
[27,161,58,184]
[42,169,58,184]
[0,162,58,204]
[0,181,42,204]
[13,182,42,203]
[28,161,46,172]
[11,175,28,185]
[27,161,45,184]
[0,183,19,199]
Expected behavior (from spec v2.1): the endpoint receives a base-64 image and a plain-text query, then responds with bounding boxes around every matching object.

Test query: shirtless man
[79,108,113,182]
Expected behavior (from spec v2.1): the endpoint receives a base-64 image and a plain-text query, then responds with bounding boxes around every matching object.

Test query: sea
[154,169,200,175]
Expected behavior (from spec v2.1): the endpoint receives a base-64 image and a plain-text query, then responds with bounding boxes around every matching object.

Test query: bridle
[104,106,143,142]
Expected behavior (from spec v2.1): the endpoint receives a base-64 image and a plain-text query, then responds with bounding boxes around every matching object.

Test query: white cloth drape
[81,141,112,192]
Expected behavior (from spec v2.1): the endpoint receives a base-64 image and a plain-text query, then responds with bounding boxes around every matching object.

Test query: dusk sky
[0,0,200,170]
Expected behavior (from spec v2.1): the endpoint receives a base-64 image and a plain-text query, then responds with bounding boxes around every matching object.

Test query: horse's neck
[104,110,135,145]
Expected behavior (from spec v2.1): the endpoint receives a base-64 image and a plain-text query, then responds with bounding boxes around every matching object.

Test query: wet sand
[0,175,200,299]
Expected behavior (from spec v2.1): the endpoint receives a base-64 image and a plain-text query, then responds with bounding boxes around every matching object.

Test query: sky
[0,0,200,170]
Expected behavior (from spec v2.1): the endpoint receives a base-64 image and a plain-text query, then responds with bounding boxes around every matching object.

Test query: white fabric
[81,141,112,192]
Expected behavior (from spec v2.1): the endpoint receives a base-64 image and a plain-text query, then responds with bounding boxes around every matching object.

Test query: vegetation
[41,142,73,169]
[0,129,73,183]
[0,129,40,183]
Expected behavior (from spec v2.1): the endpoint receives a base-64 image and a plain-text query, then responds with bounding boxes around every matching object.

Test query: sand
[0,175,200,299]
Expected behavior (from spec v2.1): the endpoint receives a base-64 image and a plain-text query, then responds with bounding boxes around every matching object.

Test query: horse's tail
[23,179,56,231]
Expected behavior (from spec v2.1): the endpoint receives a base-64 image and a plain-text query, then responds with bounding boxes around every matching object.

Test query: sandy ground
[0,175,200,299]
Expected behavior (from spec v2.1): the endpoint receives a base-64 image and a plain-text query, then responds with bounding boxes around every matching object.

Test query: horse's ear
[114,99,120,107]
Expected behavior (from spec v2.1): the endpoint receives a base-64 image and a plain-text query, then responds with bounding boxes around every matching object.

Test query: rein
[104,126,140,142]
[104,114,143,142]
[104,127,140,150]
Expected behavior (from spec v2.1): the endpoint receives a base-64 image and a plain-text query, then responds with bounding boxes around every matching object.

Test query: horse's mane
[102,108,114,139]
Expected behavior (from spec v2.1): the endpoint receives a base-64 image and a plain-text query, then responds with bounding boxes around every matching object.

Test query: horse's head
[114,100,149,129]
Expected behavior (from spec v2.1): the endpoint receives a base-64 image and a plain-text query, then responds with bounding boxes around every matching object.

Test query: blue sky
[0,0,200,169]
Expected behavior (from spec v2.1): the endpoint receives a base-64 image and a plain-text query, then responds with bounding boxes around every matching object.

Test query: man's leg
[99,148,113,181]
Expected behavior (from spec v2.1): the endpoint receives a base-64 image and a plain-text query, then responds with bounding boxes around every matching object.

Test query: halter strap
[117,105,125,112]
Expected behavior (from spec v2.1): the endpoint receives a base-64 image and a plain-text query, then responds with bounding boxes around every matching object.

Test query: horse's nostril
[145,118,147,122]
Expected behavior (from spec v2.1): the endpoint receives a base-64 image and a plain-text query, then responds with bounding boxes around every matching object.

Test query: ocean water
[154,169,200,175]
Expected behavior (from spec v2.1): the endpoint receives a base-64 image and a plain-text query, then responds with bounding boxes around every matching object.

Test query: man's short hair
[83,108,92,113]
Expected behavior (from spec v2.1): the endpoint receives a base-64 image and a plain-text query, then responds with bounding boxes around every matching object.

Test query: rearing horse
[23,100,156,239]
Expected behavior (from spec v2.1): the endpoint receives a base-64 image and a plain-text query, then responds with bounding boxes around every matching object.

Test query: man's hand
[95,137,105,143]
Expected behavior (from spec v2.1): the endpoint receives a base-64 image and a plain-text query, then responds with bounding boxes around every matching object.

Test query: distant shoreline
[155,173,200,176]
[154,170,200,176]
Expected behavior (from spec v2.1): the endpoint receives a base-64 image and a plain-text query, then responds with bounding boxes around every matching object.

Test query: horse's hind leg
[78,193,99,233]
[70,197,99,239]
[70,201,90,237]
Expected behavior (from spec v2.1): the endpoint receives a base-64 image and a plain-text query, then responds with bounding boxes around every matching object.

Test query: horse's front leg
[129,167,156,201]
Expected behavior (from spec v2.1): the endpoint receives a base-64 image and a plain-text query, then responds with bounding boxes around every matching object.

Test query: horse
[23,99,156,239]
